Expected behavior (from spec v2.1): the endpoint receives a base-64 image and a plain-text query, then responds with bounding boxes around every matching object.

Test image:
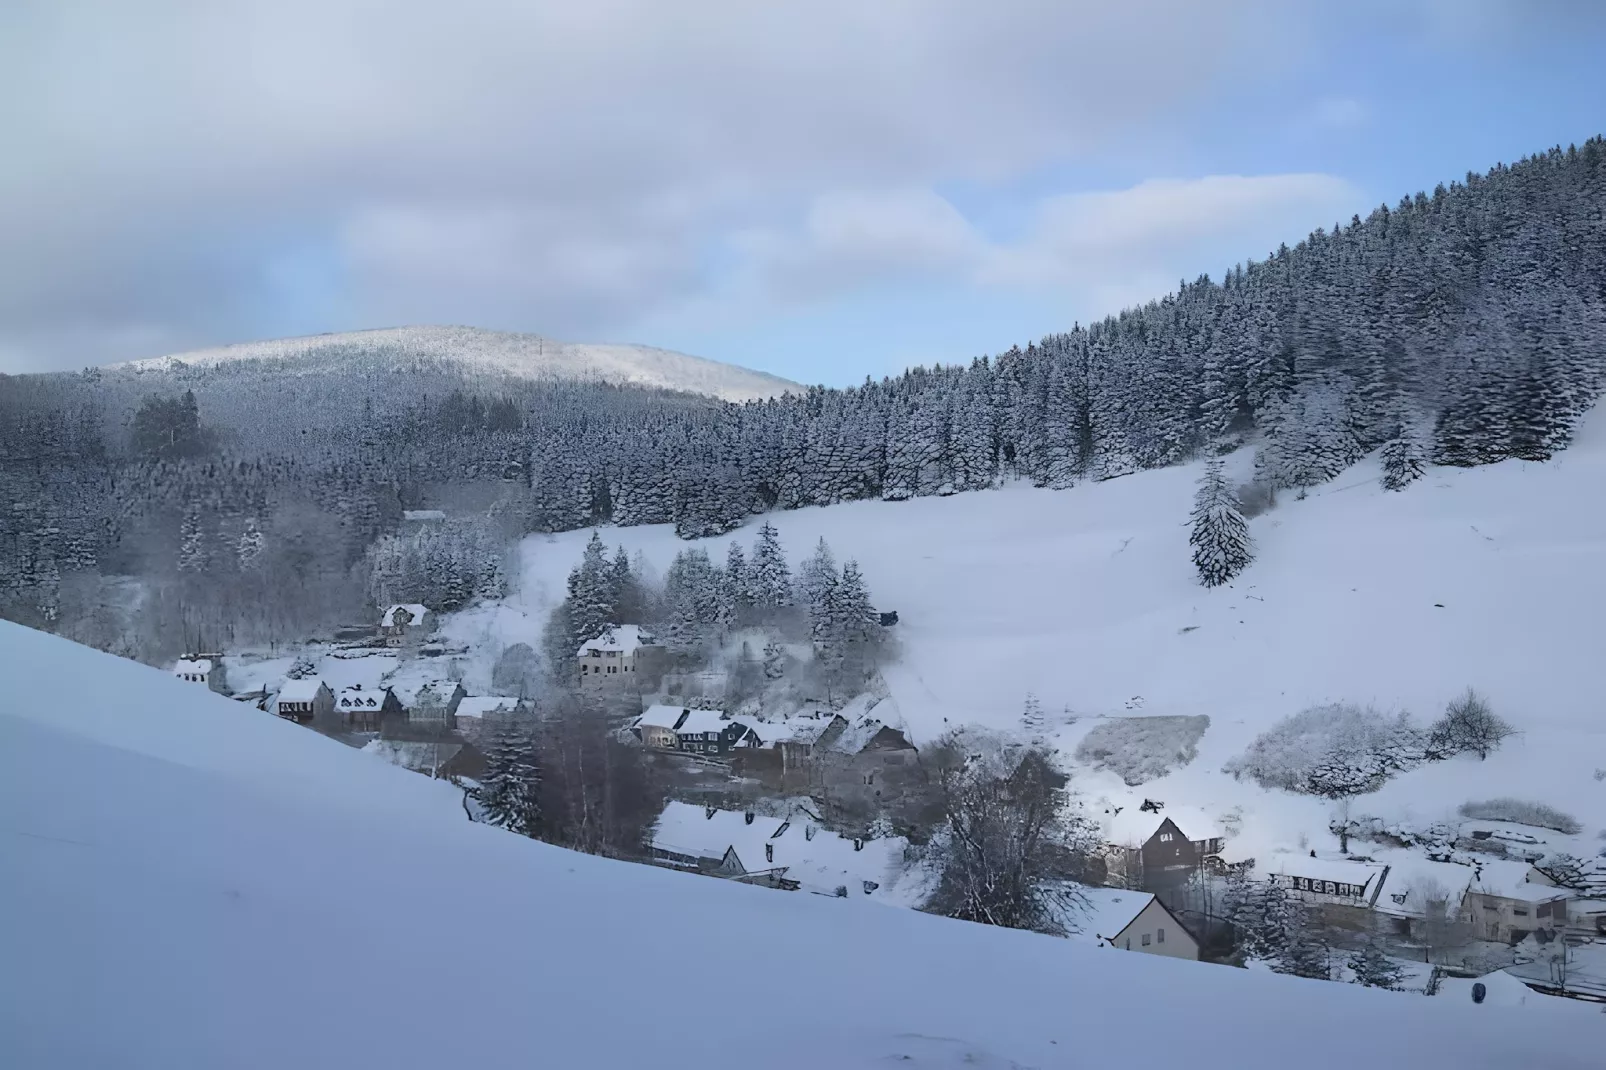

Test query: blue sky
[2,1,1603,384]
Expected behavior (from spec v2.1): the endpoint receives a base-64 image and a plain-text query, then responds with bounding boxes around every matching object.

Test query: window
[765,843,773,863]
[1158,833,1173,842]
[1512,907,1528,917]
[1157,928,1165,944]
[1141,934,1151,946]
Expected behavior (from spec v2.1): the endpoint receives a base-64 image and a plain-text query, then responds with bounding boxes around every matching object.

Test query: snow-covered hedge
[1222,704,1425,798]
[1457,798,1582,835]
[1074,715,1209,786]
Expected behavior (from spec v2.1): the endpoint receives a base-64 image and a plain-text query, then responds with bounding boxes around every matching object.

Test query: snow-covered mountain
[512,408,1606,878]
[113,325,799,402]
[2,623,1596,1069]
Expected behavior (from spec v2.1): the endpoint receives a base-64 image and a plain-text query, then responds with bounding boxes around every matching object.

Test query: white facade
[1072,887,1199,961]
[578,625,658,690]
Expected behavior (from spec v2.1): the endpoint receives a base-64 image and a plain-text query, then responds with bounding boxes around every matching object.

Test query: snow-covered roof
[335,685,389,711]
[1101,803,1223,847]
[173,658,214,675]
[1066,887,1161,946]
[577,624,656,656]
[390,678,460,707]
[455,696,519,719]
[276,678,325,703]
[650,802,905,896]
[1371,853,1476,918]
[636,704,695,730]
[402,510,446,522]
[677,708,735,735]
[381,604,431,627]
[1266,854,1387,894]
[750,714,842,747]
[1469,860,1566,902]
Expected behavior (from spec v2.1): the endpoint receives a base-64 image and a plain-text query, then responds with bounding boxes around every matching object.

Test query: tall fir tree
[1189,458,1254,587]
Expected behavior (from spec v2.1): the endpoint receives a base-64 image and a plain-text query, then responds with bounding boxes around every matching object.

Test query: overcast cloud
[1,1,1600,378]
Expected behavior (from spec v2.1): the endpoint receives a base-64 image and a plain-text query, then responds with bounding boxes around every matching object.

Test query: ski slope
[2,624,1598,1069]
[517,409,1606,866]
[113,325,799,402]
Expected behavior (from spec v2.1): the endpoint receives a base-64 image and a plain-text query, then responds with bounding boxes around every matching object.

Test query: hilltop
[112,324,799,403]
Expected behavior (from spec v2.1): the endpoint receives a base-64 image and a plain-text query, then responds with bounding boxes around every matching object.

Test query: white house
[630,705,757,755]
[172,655,228,694]
[1068,887,1199,960]
[379,604,434,647]
[577,625,661,690]
[1465,860,1569,944]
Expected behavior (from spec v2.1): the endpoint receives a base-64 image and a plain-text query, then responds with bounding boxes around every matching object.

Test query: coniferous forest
[3,139,1604,658]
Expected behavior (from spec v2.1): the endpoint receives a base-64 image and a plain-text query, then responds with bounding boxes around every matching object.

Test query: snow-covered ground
[513,410,1606,871]
[3,623,1599,1069]
[112,324,800,402]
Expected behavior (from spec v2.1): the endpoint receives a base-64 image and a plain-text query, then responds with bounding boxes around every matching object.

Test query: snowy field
[512,411,1606,867]
[2,623,1598,1070]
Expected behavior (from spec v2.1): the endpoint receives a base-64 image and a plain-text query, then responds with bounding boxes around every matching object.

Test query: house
[649,801,907,897]
[1369,853,1476,940]
[1067,886,1200,960]
[1465,860,1569,944]
[745,710,850,771]
[172,654,228,694]
[1267,855,1390,930]
[379,604,434,647]
[391,678,467,729]
[578,625,665,691]
[814,698,921,807]
[273,678,333,724]
[631,706,758,756]
[1099,804,1227,891]
[333,684,401,732]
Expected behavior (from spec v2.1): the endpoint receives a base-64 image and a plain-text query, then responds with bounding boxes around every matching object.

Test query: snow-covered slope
[113,325,798,402]
[516,409,1606,866]
[1,624,1597,1069]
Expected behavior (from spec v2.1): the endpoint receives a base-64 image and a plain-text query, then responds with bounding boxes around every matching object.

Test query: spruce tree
[1022,692,1046,744]
[762,638,787,680]
[749,522,793,617]
[1273,898,1331,980]
[477,717,542,837]
[1379,421,1427,491]
[1189,458,1254,587]
[565,532,615,643]
[1347,940,1406,989]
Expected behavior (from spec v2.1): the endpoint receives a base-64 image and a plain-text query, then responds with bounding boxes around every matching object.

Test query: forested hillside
[3,139,1603,658]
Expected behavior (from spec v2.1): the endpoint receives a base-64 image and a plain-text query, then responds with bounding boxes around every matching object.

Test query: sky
[2,1,1603,386]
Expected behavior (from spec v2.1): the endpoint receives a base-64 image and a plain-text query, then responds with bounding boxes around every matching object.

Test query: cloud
[0,0,1298,369]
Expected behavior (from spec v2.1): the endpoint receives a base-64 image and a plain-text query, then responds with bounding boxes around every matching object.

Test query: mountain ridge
[112,324,800,403]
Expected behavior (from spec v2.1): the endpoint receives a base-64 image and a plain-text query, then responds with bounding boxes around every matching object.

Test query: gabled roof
[676,708,735,735]
[277,678,326,703]
[1266,854,1388,896]
[1469,860,1566,903]
[1102,804,1223,847]
[455,696,520,719]
[1068,887,1166,947]
[636,704,694,730]
[578,624,657,656]
[336,685,390,711]
[390,678,462,707]
[750,714,845,747]
[649,801,906,896]
[381,604,431,627]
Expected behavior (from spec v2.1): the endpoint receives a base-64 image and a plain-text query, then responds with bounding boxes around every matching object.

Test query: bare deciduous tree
[1428,688,1514,760]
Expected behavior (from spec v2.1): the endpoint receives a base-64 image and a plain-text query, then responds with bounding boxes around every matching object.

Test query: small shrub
[1457,798,1582,835]
[1426,688,1514,760]
[1074,715,1209,785]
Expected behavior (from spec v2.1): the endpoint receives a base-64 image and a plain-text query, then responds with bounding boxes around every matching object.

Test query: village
[169,584,1606,1011]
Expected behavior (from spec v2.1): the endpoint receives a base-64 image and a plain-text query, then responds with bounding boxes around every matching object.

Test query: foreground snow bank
[1,624,1597,1069]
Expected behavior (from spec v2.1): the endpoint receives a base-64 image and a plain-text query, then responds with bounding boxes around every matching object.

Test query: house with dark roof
[334,684,401,732]
[630,705,757,756]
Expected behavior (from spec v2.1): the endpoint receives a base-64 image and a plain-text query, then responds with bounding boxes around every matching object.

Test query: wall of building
[1112,900,1198,960]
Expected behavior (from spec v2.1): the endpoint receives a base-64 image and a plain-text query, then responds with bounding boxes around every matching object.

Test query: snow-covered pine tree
[236,516,265,570]
[1273,897,1331,980]
[1346,940,1405,989]
[177,506,206,573]
[798,537,839,639]
[1189,457,1254,587]
[565,532,615,643]
[749,522,792,618]
[1379,418,1427,491]
[476,717,542,837]
[832,559,880,687]
[1223,869,1267,959]
[722,540,752,624]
